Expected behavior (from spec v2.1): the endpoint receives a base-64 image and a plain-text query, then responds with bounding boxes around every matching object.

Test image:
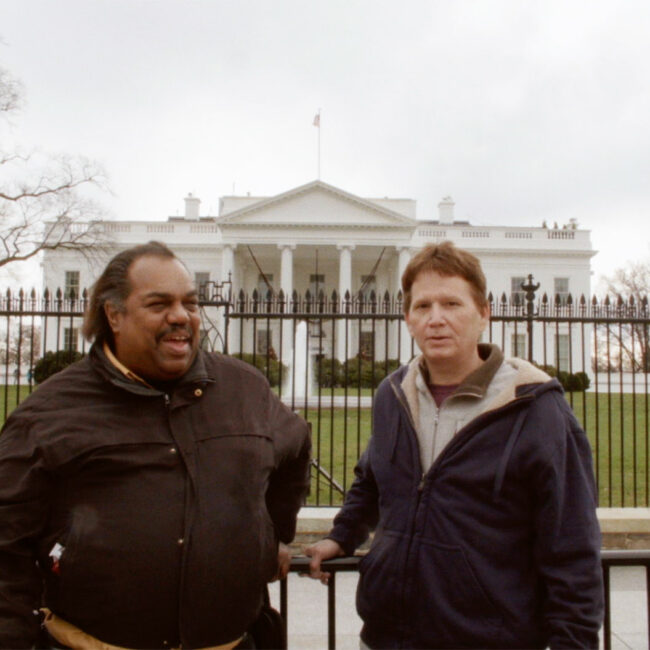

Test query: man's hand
[272,542,291,581]
[303,539,345,585]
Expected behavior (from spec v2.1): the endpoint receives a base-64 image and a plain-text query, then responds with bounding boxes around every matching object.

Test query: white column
[221,244,236,287]
[278,244,296,372]
[278,244,295,299]
[336,245,355,361]
[220,244,239,354]
[397,246,412,292]
[397,247,413,363]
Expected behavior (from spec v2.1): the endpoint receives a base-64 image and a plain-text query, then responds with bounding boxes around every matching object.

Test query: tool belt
[41,608,243,650]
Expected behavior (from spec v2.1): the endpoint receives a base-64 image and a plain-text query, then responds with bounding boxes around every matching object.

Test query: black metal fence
[1,280,649,507]
[283,550,650,650]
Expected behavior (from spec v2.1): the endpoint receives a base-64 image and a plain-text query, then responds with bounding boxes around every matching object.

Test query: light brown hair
[401,241,487,313]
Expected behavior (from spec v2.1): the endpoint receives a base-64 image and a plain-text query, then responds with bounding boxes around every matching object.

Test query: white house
[41,180,595,370]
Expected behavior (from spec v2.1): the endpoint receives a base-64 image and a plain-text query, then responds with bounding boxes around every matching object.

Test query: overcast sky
[2,0,649,289]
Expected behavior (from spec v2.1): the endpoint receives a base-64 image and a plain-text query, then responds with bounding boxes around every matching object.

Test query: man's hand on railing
[302,539,345,585]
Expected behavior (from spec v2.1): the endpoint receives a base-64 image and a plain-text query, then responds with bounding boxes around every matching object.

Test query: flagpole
[313,109,321,179]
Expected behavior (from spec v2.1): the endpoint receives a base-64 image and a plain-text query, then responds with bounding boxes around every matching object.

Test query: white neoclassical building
[42,180,595,369]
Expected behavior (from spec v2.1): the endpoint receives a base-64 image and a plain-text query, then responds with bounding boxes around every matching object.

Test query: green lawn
[567,392,649,508]
[302,392,650,508]
[0,385,37,422]
[3,384,647,508]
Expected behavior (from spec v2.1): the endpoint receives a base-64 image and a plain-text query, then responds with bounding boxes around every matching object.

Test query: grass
[3,384,647,508]
[301,391,649,508]
[567,392,649,508]
[0,384,37,422]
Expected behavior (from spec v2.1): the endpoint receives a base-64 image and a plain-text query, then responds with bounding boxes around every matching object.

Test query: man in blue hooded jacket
[306,241,603,649]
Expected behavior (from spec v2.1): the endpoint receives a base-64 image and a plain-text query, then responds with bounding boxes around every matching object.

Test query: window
[195,272,210,300]
[511,333,526,358]
[510,276,525,306]
[359,331,375,359]
[554,277,570,306]
[555,334,570,372]
[359,275,377,302]
[64,327,78,352]
[65,271,80,299]
[309,274,325,299]
[256,329,272,355]
[257,273,274,299]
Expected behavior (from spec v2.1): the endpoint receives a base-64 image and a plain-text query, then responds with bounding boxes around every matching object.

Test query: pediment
[218,181,416,229]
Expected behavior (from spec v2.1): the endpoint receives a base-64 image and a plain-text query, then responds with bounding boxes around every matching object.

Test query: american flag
[313,113,320,127]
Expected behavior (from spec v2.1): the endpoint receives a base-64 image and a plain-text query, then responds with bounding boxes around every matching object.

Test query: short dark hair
[82,241,178,345]
[401,241,487,313]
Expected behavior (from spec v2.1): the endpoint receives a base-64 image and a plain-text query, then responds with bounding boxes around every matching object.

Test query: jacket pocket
[413,540,504,647]
[356,530,404,627]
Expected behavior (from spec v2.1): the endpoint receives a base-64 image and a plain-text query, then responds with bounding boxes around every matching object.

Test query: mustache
[156,325,194,343]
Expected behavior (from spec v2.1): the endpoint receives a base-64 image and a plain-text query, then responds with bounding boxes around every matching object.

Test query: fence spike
[329,290,338,314]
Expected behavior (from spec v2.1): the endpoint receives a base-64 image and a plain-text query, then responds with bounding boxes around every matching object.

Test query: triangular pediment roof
[218,180,416,229]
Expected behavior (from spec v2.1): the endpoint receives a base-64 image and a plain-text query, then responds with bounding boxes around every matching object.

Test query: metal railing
[1,281,649,507]
[283,550,650,650]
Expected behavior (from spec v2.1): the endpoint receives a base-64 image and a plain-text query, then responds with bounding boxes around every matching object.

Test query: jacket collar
[90,342,211,395]
[417,343,504,399]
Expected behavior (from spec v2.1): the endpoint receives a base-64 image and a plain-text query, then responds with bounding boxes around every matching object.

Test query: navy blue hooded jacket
[328,349,603,649]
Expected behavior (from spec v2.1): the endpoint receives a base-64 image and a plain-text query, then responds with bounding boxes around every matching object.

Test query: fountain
[283,320,313,399]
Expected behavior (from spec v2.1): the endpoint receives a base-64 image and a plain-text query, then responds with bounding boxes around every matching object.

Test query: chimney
[438,196,455,224]
[184,193,200,219]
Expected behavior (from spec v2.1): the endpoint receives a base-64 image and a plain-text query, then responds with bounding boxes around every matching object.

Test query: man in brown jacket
[0,241,311,649]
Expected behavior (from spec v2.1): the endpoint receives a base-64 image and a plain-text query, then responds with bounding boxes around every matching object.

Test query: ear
[104,302,122,333]
[479,303,490,332]
[404,311,414,336]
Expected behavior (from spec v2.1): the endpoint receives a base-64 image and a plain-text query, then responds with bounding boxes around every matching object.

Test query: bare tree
[0,65,109,269]
[0,323,41,366]
[598,260,650,372]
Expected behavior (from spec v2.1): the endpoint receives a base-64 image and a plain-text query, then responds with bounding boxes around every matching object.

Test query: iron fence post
[521,274,540,363]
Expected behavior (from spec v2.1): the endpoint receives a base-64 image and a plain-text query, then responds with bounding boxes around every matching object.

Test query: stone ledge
[293,507,650,550]
[598,508,650,549]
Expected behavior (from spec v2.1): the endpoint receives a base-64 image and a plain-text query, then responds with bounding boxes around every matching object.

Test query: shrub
[341,358,401,389]
[342,358,375,388]
[534,363,590,392]
[231,352,287,387]
[315,357,343,388]
[33,350,84,384]
[574,371,590,390]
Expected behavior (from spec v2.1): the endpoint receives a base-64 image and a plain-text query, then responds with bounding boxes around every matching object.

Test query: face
[405,270,489,383]
[105,255,201,382]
